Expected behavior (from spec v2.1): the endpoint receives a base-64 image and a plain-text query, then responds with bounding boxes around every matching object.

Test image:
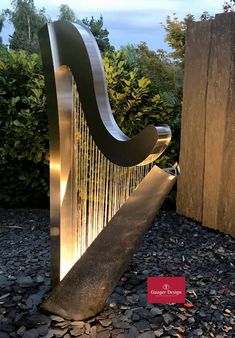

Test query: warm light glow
[60,253,82,280]
[168,174,176,181]
[50,162,68,205]
[50,161,60,173]
[60,179,67,205]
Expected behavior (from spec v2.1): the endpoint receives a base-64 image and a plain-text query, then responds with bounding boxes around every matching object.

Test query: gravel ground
[0,209,234,338]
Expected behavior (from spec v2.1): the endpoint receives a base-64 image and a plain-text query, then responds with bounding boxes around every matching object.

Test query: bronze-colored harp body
[39,20,179,320]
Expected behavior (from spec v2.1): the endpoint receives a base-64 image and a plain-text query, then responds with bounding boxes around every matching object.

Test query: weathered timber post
[177,13,235,237]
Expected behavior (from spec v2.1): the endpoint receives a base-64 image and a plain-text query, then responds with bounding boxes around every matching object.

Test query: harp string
[74,81,153,258]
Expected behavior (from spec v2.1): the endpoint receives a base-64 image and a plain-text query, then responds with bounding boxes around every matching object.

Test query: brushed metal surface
[41,165,179,320]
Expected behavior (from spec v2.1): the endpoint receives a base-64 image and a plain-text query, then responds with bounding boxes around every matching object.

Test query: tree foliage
[58,4,76,22]
[223,0,235,12]
[104,51,180,167]
[4,0,48,53]
[117,43,182,166]
[81,15,114,53]
[163,12,214,65]
[2,1,113,54]
[0,13,5,46]
[126,43,180,94]
[0,49,48,206]
[163,14,194,64]
[56,4,113,53]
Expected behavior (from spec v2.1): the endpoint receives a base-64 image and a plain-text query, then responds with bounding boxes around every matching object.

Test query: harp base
[41,166,177,320]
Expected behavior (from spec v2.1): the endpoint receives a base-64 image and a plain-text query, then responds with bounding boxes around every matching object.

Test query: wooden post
[177,19,212,222]
[177,13,235,237]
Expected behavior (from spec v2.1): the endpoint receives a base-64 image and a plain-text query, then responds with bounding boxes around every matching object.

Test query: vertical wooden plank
[177,21,212,221]
[177,13,235,237]
[203,14,232,230]
[216,14,235,237]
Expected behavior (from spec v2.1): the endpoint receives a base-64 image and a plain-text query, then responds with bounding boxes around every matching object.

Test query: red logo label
[147,276,186,304]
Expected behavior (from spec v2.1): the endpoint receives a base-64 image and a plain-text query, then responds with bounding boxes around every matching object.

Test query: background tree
[163,14,194,65]
[0,13,5,46]
[81,15,114,53]
[223,0,235,11]
[120,43,182,128]
[163,12,214,65]
[57,4,113,53]
[58,4,76,22]
[123,42,179,94]
[4,0,48,53]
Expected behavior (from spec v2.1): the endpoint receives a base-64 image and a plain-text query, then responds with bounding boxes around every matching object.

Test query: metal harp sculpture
[39,21,179,320]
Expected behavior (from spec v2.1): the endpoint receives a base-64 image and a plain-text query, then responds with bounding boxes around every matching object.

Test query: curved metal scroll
[38,20,171,167]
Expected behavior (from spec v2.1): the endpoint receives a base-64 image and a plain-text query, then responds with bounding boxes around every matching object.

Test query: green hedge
[0,48,180,207]
[0,49,49,207]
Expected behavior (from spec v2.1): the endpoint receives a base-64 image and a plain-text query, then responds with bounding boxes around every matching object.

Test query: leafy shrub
[0,49,48,207]
[104,51,181,168]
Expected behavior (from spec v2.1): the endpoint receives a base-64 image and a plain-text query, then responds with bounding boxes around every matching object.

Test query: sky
[1,0,226,51]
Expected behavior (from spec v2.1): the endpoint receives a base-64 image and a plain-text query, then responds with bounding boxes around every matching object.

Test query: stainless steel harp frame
[39,20,179,320]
